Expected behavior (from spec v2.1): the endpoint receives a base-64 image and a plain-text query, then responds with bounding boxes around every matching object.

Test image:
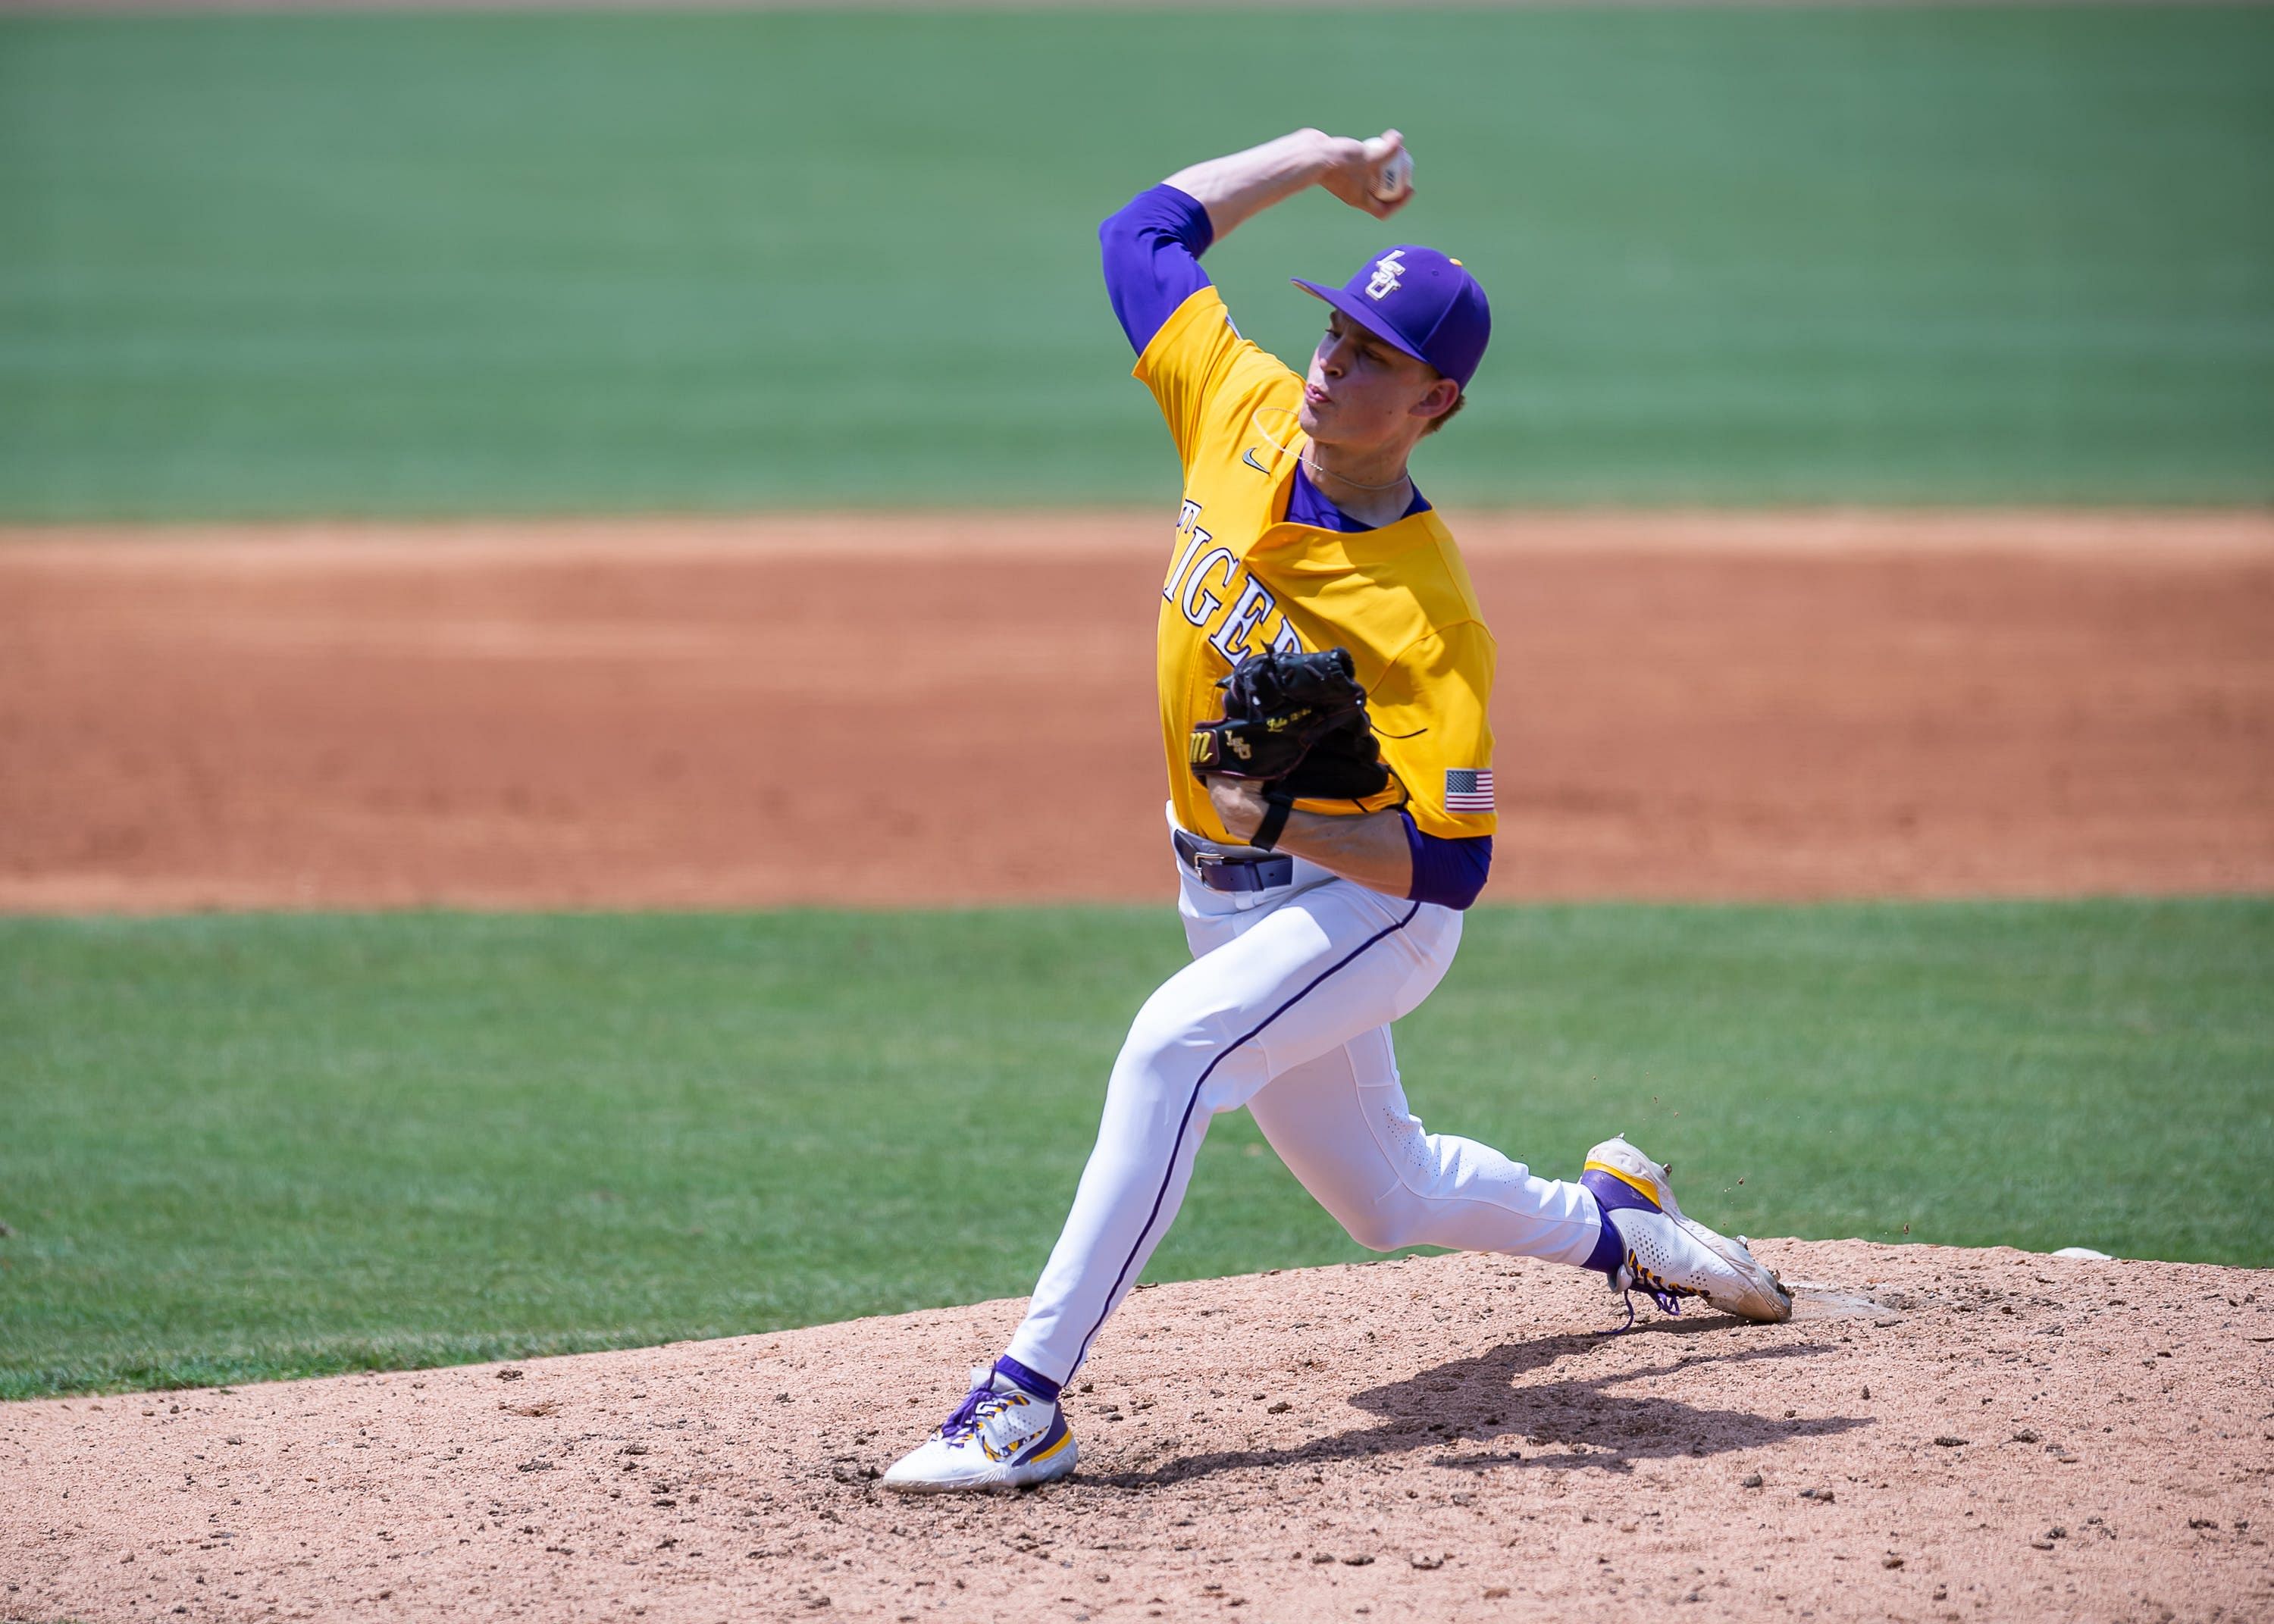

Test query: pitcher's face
[1298,311,1458,452]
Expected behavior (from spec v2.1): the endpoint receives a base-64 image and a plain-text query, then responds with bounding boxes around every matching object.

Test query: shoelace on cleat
[1601,1252,1703,1335]
[938,1384,1028,1441]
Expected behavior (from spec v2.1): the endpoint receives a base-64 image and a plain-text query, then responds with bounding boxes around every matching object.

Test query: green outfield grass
[2,900,2266,1400]
[3,5,2270,519]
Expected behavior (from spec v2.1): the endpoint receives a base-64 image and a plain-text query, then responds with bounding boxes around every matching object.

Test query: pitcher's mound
[4,1241,2268,1622]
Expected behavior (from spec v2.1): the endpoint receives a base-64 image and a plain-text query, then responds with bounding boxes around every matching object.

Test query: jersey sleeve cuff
[1132,284,1230,387]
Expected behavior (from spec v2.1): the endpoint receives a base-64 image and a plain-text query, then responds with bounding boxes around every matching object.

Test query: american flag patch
[1445,769,1495,814]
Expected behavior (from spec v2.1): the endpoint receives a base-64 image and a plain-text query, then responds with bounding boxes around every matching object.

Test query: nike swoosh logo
[1242,448,1270,474]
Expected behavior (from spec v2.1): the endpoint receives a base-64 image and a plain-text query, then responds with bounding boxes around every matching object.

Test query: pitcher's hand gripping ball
[1188,647,1391,802]
[1367,138,1414,204]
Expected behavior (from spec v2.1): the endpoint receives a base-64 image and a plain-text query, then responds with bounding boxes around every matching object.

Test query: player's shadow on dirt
[1087,1324,1865,1489]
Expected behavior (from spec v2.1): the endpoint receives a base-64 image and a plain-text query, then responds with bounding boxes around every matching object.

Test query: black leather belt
[1173,829,1294,894]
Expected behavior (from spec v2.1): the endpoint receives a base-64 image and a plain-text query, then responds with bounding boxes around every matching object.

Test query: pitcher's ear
[1419,383,1467,437]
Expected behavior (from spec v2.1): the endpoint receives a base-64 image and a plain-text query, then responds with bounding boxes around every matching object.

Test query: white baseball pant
[1005,826,1609,1386]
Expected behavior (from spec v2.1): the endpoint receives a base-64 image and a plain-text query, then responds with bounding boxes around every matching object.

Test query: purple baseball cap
[1293,246,1492,390]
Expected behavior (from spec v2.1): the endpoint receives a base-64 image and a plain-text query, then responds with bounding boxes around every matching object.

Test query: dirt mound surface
[5,510,2272,912]
[5,1240,2268,1622]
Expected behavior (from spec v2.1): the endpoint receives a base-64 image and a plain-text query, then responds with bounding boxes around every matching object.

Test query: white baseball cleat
[1580,1134,1792,1325]
[882,1365,1078,1494]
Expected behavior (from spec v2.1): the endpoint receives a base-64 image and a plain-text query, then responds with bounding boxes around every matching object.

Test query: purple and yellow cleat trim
[1581,1157,1663,1210]
[1014,1413,1073,1467]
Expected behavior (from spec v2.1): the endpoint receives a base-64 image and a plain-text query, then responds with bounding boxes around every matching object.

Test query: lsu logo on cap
[1365,250,1406,301]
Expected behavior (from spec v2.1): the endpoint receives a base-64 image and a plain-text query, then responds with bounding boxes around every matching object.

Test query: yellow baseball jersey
[1136,284,1497,846]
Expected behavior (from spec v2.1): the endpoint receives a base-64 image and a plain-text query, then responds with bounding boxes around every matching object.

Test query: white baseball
[1371,148,1414,204]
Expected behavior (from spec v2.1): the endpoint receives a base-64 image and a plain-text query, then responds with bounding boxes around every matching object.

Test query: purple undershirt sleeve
[1403,813,1493,910]
[1098,183,1216,355]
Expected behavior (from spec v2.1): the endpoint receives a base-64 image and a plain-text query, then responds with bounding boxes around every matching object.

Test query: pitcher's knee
[1113,999,1262,1114]
[1117,1000,1209,1079]
[1336,1199,1427,1254]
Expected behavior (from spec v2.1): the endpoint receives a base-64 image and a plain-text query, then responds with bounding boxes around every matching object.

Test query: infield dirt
[5,1241,2270,1624]
[4,509,2272,911]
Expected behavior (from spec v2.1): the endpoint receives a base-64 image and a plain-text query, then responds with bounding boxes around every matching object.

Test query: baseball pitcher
[885,128,1790,1494]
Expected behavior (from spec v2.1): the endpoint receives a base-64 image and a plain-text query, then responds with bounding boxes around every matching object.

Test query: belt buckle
[1191,850,1249,893]
[1176,829,1287,895]
[1203,851,1289,895]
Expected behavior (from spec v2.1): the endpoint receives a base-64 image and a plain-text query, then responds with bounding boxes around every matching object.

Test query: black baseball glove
[1188,648,1391,846]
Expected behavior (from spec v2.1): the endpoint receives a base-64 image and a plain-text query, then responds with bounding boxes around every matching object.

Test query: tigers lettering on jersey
[1133,284,1499,846]
[1162,502,1304,663]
